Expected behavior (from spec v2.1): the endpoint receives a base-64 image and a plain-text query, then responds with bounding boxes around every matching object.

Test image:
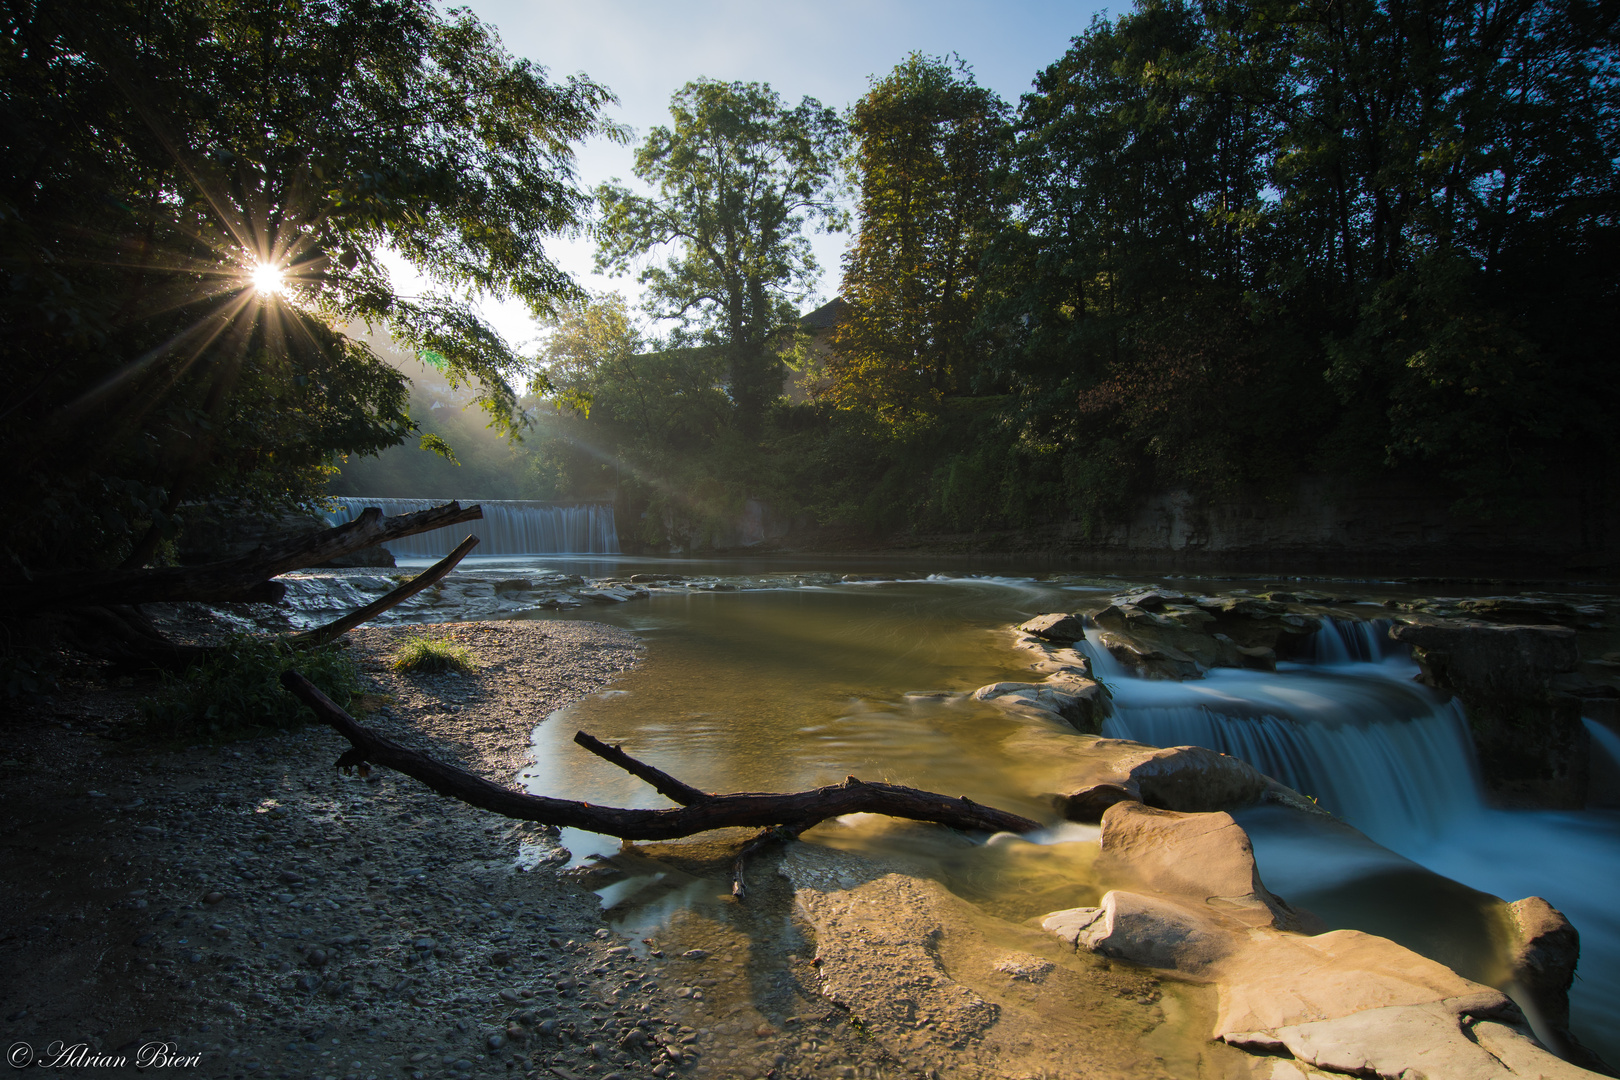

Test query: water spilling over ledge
[326,497,619,555]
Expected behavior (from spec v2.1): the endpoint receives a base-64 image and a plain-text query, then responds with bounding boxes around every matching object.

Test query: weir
[327,496,620,555]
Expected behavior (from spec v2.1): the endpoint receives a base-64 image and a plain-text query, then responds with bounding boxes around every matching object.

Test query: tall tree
[982,0,1289,511]
[596,79,847,424]
[828,54,1010,416]
[0,0,618,572]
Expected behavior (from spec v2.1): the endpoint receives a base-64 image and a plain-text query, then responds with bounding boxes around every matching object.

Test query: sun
[249,262,285,295]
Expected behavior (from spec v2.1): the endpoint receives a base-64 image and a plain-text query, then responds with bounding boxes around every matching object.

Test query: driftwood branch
[6,502,483,610]
[572,732,709,806]
[280,671,1040,850]
[287,535,480,649]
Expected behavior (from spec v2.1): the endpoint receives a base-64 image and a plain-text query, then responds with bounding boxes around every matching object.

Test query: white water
[326,496,619,555]
[1088,623,1482,843]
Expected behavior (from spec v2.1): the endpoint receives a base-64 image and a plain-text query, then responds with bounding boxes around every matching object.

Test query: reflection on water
[501,560,1620,1065]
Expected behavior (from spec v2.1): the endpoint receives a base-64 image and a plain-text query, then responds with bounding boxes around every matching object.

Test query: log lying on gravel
[281,670,1041,882]
[4,502,482,610]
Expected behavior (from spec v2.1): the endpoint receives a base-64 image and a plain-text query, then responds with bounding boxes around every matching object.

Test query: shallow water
[463,557,1620,1064]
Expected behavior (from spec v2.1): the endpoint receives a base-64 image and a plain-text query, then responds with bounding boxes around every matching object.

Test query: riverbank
[0,619,993,1080]
[0,621,664,1079]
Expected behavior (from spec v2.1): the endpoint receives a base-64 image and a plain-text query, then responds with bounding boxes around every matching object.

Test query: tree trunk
[4,502,482,610]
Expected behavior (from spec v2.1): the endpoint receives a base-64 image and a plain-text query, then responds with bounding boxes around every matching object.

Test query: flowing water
[419,557,1620,1064]
[326,496,620,555]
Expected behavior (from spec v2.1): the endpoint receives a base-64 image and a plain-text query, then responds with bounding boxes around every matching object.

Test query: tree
[980,1,1291,511]
[828,54,1010,416]
[596,79,847,425]
[0,0,619,574]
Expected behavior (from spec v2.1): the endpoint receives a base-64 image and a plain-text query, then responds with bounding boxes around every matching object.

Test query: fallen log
[281,671,1041,859]
[4,502,482,610]
[287,534,480,649]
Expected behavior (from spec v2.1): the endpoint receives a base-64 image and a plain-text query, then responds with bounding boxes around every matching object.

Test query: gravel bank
[0,620,932,1080]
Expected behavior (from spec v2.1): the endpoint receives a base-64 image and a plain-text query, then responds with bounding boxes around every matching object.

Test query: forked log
[4,502,482,610]
[280,672,1041,862]
[287,534,480,649]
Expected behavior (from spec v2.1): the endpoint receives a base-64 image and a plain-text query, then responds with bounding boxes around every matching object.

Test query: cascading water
[327,496,619,555]
[1085,622,1481,844]
[1080,615,1620,1062]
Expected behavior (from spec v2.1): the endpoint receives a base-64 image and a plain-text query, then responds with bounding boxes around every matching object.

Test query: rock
[1391,619,1587,806]
[1095,802,1282,923]
[1506,897,1580,1039]
[971,677,1109,731]
[1226,992,1603,1080]
[1016,613,1090,643]
[1052,742,1298,823]
[1093,626,1203,680]
[1043,891,1235,976]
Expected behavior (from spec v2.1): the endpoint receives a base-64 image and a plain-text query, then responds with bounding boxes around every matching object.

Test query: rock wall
[1391,619,1606,808]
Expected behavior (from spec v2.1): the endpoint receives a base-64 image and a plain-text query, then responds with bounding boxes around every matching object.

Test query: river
[389,554,1620,1065]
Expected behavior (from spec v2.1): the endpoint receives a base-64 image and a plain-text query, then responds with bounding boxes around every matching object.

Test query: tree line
[528,0,1619,548]
[4,0,1615,575]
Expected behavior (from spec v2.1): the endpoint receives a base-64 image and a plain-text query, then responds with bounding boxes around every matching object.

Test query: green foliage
[386,0,1619,547]
[830,54,1010,415]
[596,79,848,422]
[390,635,476,675]
[138,637,360,740]
[417,433,461,467]
[0,0,618,574]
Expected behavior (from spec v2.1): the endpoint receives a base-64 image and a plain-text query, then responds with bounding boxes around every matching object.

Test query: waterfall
[1079,631,1485,845]
[327,497,620,556]
[1302,617,1402,664]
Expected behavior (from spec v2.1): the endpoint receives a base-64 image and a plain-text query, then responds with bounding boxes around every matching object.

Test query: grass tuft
[391,634,477,675]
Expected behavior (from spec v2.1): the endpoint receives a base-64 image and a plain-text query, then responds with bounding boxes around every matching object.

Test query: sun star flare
[249,262,284,295]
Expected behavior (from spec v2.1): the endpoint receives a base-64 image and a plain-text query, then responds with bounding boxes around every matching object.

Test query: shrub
[391,635,477,675]
[139,635,360,740]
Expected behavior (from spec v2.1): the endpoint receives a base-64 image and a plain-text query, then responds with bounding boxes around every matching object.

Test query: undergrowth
[139,635,360,740]
[391,634,476,675]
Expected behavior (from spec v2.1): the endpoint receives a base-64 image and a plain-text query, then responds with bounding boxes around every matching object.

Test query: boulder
[971,679,1109,731]
[1052,742,1314,823]
[1507,897,1581,1041]
[1089,596,1321,677]
[1042,890,1235,976]
[1095,802,1287,926]
[1016,612,1089,643]
[1391,618,1589,806]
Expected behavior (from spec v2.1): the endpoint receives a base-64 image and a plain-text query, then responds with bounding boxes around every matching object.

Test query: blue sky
[428,0,1114,346]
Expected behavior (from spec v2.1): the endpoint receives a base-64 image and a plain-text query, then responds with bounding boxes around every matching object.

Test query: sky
[418,0,1114,348]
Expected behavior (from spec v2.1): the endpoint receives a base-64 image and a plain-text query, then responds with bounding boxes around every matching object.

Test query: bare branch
[286,534,480,648]
[280,671,1042,847]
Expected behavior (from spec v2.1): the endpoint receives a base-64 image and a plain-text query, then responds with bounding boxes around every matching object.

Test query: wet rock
[1392,619,1587,806]
[1016,613,1090,643]
[1506,897,1582,1046]
[971,677,1108,731]
[1053,742,1318,823]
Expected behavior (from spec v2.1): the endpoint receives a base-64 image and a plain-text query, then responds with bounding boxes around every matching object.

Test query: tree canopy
[828,54,1010,416]
[0,0,618,572]
[596,79,848,423]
